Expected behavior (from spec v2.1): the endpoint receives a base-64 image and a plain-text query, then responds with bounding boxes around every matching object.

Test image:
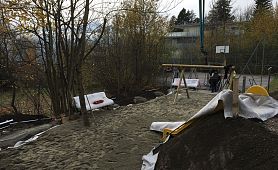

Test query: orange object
[246,85,269,96]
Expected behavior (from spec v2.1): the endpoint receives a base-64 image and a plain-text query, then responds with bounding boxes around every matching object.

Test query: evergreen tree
[207,0,235,25]
[169,16,177,30]
[175,8,196,25]
[254,0,273,14]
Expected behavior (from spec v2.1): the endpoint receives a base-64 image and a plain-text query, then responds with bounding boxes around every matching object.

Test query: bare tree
[2,0,108,126]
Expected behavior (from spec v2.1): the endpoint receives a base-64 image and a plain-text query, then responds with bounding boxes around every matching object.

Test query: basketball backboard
[216,46,229,53]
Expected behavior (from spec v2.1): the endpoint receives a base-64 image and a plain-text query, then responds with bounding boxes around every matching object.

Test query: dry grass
[0,88,52,116]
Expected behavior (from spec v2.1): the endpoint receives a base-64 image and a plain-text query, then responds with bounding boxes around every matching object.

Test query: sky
[160,0,278,18]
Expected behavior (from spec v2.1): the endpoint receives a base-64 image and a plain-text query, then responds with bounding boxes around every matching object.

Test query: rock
[153,91,165,97]
[167,89,175,95]
[107,104,120,110]
[133,96,147,104]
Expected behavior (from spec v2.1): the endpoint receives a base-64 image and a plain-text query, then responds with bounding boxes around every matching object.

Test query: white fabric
[238,93,278,121]
[142,90,278,170]
[189,90,233,120]
[9,125,59,149]
[141,149,159,170]
[0,119,13,126]
[172,78,199,88]
[150,122,185,132]
[73,92,114,111]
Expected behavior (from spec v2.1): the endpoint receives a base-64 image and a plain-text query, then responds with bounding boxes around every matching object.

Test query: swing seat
[73,92,114,111]
[172,78,200,88]
[246,85,269,96]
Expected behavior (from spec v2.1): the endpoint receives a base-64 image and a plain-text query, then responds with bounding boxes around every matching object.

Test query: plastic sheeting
[141,90,278,170]
[239,93,278,121]
[172,78,200,88]
[10,125,59,148]
[0,119,13,126]
[150,122,185,132]
[141,149,159,170]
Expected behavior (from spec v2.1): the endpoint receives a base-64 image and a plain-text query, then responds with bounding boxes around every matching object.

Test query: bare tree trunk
[74,0,91,126]
[11,82,19,114]
[76,67,90,126]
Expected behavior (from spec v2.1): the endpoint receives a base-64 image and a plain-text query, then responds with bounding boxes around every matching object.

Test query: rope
[239,40,262,78]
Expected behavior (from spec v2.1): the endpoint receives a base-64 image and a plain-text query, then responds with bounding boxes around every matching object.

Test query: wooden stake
[232,77,239,117]
[182,71,190,99]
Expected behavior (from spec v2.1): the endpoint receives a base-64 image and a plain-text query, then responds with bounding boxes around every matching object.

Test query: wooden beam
[162,64,225,69]
[173,69,190,104]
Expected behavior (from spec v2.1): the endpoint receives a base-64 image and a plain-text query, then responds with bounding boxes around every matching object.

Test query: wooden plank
[162,64,225,69]
[173,69,190,104]
[182,72,190,99]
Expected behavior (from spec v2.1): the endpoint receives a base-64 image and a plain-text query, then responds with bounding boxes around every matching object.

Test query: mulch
[155,112,278,170]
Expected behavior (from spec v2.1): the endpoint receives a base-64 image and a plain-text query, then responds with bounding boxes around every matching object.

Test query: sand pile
[155,113,278,170]
[0,91,215,169]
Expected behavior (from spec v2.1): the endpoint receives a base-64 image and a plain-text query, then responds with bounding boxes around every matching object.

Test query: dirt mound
[155,113,278,170]
[270,91,278,100]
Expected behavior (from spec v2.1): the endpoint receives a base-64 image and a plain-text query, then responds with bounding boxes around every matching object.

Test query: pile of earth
[155,112,278,170]
[270,91,278,100]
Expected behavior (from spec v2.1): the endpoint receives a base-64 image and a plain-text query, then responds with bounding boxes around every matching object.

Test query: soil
[112,86,169,106]
[0,89,277,170]
[155,113,278,170]
[270,91,278,100]
[0,90,215,169]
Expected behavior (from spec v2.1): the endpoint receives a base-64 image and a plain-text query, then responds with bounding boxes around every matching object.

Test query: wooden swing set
[162,64,233,103]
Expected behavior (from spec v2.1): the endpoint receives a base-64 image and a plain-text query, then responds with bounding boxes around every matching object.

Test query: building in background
[165,22,244,65]
[165,23,201,64]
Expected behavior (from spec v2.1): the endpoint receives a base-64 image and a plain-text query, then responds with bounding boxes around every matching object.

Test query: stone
[133,96,147,104]
[153,91,165,97]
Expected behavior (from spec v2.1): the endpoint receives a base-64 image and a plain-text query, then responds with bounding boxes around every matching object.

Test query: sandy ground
[0,90,215,169]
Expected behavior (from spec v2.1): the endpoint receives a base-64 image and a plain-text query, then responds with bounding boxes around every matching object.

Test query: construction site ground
[0,89,277,169]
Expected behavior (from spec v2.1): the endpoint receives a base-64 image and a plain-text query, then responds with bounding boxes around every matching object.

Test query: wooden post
[232,77,239,117]
[242,76,246,93]
[229,70,236,90]
[174,69,189,103]
[182,71,190,99]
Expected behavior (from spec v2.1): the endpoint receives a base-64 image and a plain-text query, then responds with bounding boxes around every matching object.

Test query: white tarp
[239,94,278,121]
[11,125,59,148]
[150,122,185,132]
[0,119,13,126]
[141,150,159,170]
[73,92,114,111]
[142,90,278,170]
[172,78,199,88]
